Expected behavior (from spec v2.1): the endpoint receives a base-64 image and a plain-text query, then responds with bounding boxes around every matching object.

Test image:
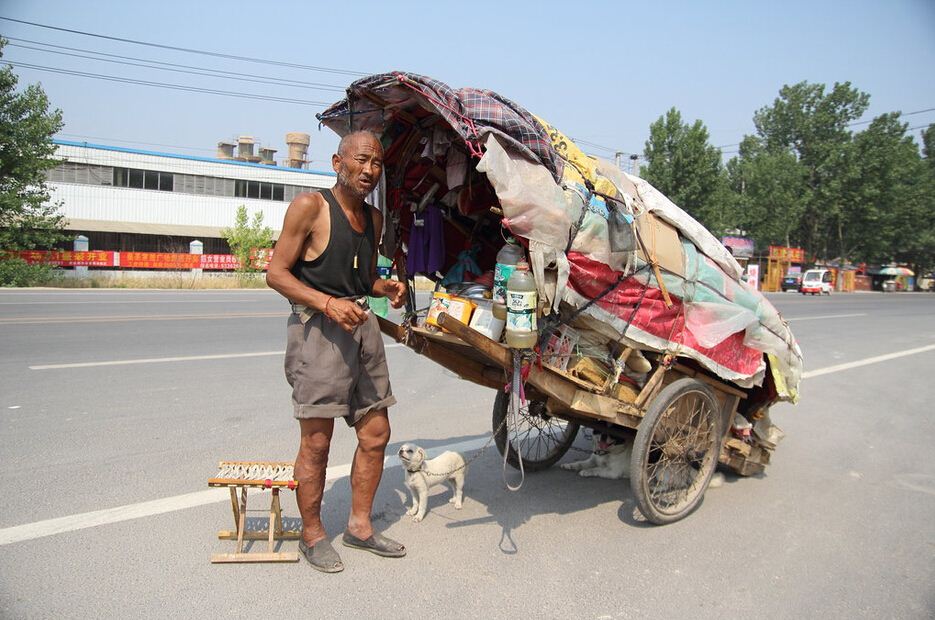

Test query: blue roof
[53,139,336,177]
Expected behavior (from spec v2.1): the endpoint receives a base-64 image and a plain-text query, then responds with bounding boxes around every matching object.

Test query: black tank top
[290,188,375,297]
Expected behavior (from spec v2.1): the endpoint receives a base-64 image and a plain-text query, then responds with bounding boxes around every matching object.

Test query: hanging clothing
[406,204,446,275]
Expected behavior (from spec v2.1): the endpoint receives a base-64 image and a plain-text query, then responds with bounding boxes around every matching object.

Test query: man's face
[333,135,383,198]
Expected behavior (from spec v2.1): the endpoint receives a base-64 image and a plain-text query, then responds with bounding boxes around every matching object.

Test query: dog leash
[412,412,511,478]
[503,349,526,492]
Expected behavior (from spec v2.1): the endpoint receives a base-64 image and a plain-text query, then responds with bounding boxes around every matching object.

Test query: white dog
[397,443,466,522]
[562,432,726,488]
[561,432,633,479]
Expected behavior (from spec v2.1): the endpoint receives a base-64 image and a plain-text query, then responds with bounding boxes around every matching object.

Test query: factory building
[45,133,334,254]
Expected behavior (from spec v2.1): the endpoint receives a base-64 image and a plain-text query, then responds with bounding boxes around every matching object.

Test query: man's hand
[375,279,407,309]
[326,297,369,332]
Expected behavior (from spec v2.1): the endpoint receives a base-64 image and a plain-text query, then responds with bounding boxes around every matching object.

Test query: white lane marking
[0,312,285,325]
[802,343,935,379]
[30,343,406,369]
[10,343,935,546]
[786,313,867,322]
[30,351,286,370]
[0,436,490,546]
[0,299,259,305]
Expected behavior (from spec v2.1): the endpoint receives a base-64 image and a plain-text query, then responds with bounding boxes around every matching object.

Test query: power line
[718,123,932,158]
[571,138,639,158]
[0,15,368,77]
[57,133,216,153]
[572,138,616,152]
[5,37,346,92]
[716,107,935,150]
[848,107,935,127]
[1,60,332,106]
[6,42,345,93]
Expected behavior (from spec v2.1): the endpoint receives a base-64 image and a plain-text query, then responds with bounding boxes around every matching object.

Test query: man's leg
[295,417,335,546]
[346,409,390,540]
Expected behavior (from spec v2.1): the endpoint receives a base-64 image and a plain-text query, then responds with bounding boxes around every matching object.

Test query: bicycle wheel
[492,390,580,472]
[630,377,722,524]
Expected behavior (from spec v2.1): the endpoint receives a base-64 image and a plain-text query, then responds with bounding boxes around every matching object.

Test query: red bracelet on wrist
[324,296,334,317]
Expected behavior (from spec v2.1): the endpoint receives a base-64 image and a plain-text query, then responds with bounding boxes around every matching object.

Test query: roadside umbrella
[879,266,914,276]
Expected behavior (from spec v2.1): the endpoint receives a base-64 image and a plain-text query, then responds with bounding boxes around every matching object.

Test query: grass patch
[39,272,270,289]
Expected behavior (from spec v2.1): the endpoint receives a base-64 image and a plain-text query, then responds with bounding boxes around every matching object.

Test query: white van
[800,269,833,295]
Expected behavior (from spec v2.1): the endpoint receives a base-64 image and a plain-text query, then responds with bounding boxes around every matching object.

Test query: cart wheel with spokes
[492,390,580,471]
[630,377,723,525]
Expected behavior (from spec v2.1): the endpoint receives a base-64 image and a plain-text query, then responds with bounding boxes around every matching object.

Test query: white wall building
[46,140,336,253]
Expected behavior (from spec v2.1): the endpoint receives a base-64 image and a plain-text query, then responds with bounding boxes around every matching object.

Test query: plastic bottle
[367,255,393,318]
[505,260,538,349]
[493,239,524,306]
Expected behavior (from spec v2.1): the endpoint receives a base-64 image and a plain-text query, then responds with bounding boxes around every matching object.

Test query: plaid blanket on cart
[317,72,564,182]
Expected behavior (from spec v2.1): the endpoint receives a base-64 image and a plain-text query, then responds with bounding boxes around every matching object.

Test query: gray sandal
[298,538,345,573]
[341,531,406,558]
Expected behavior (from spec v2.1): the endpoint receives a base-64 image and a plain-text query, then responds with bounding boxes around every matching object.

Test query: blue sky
[2,0,934,169]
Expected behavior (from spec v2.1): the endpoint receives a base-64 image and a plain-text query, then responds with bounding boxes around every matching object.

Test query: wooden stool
[208,461,301,563]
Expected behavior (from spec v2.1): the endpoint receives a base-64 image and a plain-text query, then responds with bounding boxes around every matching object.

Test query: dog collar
[405,465,423,473]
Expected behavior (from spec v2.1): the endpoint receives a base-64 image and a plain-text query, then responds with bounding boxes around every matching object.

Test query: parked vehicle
[781,273,802,291]
[801,269,833,295]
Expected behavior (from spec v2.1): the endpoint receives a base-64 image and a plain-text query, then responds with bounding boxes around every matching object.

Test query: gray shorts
[284,311,396,426]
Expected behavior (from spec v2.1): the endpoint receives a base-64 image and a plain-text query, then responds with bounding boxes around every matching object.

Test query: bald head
[337,130,382,158]
[333,130,383,199]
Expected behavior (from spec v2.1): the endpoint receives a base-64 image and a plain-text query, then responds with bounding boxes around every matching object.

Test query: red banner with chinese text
[8,250,274,270]
[768,246,805,262]
[120,252,201,269]
[199,254,242,270]
[13,250,116,267]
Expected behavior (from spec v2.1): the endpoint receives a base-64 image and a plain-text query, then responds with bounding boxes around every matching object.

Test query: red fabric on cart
[566,253,762,378]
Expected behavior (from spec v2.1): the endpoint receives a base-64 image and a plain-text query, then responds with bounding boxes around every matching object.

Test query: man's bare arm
[267,193,368,331]
[266,193,329,310]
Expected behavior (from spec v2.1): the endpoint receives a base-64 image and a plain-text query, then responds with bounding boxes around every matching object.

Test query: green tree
[750,81,870,259]
[844,113,926,264]
[901,124,935,278]
[221,205,273,273]
[726,136,808,249]
[0,38,66,285]
[642,108,732,234]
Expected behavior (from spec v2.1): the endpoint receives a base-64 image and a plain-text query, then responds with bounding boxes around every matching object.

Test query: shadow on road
[311,431,659,555]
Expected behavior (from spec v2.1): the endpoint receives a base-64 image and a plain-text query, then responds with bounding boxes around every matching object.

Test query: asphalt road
[1,288,933,619]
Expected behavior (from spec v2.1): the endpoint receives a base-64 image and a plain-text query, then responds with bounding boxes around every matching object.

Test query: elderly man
[267,130,407,573]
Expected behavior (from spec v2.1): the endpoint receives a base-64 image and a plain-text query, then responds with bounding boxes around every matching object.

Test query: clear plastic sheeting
[478,132,803,395]
[684,301,759,349]
[478,134,633,273]
[476,135,576,250]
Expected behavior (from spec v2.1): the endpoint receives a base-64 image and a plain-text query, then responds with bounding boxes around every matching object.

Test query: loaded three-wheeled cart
[373,309,774,525]
[318,72,803,525]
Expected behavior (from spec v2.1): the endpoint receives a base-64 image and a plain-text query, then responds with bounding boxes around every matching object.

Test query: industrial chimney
[237,136,256,161]
[285,132,310,169]
[217,141,236,159]
[259,147,278,166]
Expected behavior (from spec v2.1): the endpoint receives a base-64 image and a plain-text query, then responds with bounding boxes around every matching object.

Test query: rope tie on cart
[502,348,528,491]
